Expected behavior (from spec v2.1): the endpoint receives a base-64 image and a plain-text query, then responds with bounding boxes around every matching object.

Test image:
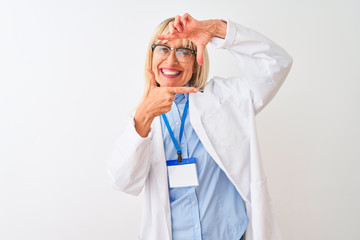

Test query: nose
[164,50,178,64]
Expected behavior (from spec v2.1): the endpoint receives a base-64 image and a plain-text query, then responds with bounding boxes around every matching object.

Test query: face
[152,39,196,87]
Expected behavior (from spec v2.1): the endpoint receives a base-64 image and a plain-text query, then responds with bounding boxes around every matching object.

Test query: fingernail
[193,88,198,93]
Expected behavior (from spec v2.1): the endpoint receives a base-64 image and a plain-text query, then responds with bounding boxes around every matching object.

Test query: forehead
[155,38,195,49]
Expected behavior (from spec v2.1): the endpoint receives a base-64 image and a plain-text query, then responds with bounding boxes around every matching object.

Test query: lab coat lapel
[150,116,172,240]
[189,93,227,172]
[189,92,251,205]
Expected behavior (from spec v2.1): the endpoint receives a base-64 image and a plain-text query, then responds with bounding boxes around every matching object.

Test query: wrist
[213,19,227,39]
[134,104,154,137]
[135,103,154,125]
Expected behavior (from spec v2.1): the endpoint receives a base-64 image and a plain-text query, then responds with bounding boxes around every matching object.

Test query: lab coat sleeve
[210,19,293,114]
[107,114,152,196]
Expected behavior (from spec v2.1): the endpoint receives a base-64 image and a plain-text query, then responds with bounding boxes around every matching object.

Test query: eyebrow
[155,39,194,49]
[156,43,194,50]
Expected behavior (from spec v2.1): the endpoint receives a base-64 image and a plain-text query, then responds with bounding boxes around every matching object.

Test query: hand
[157,13,227,65]
[134,69,197,137]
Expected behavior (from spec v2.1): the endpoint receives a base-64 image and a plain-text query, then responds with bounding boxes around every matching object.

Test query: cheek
[151,56,158,70]
[185,66,194,77]
[152,58,163,76]
[152,62,159,76]
[151,59,156,71]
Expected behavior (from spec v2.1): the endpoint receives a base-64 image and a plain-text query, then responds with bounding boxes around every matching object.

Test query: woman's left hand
[157,13,227,66]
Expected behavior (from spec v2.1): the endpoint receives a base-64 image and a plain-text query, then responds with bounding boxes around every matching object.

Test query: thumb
[146,69,157,88]
[196,45,204,66]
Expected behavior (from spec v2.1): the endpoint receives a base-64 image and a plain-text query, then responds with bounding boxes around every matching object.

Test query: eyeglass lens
[154,45,194,63]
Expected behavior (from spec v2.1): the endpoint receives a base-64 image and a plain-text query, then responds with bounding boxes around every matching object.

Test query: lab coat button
[195,224,198,228]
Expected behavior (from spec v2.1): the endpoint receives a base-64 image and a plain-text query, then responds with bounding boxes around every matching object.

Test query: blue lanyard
[161,100,189,163]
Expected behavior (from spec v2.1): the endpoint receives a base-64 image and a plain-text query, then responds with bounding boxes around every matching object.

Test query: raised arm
[210,19,293,114]
[108,67,197,195]
[159,13,293,114]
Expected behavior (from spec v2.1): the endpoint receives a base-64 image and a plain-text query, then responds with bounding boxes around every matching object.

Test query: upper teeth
[162,69,180,75]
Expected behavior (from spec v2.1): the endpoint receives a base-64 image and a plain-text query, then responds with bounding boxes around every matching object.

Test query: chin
[159,80,184,88]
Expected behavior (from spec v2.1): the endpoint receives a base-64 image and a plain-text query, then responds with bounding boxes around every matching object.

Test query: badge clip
[177,151,182,163]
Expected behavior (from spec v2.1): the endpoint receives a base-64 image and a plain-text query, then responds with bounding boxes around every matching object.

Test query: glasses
[151,44,196,63]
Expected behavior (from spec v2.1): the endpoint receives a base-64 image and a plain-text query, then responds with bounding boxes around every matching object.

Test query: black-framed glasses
[151,44,196,63]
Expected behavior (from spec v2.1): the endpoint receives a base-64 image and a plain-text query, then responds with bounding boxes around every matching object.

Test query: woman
[108,13,292,240]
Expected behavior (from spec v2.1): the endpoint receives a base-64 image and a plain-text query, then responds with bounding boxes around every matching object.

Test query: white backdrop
[1,0,360,239]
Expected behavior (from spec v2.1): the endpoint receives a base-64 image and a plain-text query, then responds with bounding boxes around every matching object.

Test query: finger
[157,32,183,41]
[169,21,175,34]
[174,15,183,32]
[181,13,191,26]
[162,105,173,114]
[146,69,157,88]
[168,86,198,94]
[166,92,176,101]
[196,45,204,66]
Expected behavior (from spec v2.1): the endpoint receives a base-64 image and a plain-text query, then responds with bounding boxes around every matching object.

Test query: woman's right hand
[134,69,197,137]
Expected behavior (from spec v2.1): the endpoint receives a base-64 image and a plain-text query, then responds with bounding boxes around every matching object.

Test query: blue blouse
[160,92,249,240]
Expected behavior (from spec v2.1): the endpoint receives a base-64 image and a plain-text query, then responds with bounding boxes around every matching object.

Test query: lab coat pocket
[250,177,279,240]
[202,98,249,149]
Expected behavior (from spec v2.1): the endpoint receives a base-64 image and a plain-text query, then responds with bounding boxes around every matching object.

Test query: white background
[1,0,359,239]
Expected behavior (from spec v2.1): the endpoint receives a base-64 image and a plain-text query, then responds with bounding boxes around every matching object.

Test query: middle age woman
[108,13,293,240]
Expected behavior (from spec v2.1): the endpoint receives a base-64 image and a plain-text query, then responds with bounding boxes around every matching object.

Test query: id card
[166,158,199,188]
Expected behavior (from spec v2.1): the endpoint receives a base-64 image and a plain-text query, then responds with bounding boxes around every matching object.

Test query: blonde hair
[144,17,209,90]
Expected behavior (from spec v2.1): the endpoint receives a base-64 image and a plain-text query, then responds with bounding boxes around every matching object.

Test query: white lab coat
[108,19,293,240]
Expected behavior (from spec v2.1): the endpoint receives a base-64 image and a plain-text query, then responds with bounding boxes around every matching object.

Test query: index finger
[167,86,198,94]
[157,32,183,41]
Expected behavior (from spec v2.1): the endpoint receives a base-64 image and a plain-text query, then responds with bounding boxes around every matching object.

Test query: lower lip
[160,71,182,78]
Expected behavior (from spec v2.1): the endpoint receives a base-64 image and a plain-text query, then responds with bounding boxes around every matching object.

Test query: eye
[156,46,170,53]
[176,49,191,56]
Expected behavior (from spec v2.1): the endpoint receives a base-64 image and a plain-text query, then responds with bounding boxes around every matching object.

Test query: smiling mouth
[161,68,182,76]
